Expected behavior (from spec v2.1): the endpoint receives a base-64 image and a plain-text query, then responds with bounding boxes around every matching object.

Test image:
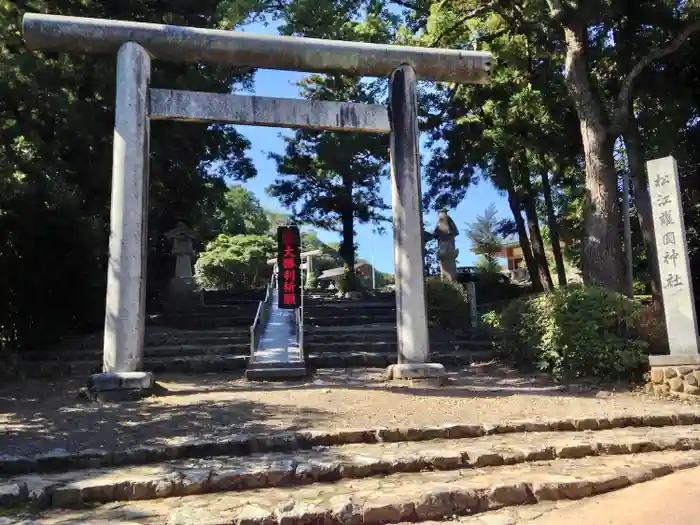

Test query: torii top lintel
[22,13,494,85]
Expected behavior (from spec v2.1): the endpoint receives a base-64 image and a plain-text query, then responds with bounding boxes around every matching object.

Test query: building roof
[318,261,371,280]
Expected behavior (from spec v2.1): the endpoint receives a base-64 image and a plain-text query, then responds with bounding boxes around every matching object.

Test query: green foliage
[266,3,395,273]
[217,186,270,236]
[194,234,276,290]
[474,279,528,305]
[267,74,390,273]
[424,237,440,276]
[0,0,257,353]
[467,204,504,275]
[425,276,471,329]
[483,286,648,381]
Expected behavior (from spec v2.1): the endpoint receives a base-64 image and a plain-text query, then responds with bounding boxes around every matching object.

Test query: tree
[420,3,575,293]
[263,0,398,291]
[404,0,700,292]
[467,204,504,275]
[194,234,276,290]
[1,0,257,352]
[217,186,270,236]
[267,75,390,290]
[542,0,700,291]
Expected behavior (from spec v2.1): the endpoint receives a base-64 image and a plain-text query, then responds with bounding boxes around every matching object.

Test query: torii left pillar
[88,42,155,401]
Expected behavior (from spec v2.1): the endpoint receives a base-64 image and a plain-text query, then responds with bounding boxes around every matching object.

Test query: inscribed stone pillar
[434,209,459,282]
[647,156,699,356]
[102,42,150,375]
[646,156,700,394]
[385,64,446,384]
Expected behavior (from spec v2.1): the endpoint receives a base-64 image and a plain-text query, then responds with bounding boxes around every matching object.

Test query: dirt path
[1,363,696,456]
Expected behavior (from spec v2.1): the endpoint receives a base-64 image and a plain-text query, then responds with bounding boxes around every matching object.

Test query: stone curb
[166,456,700,525]
[2,411,699,477]
[4,428,700,509]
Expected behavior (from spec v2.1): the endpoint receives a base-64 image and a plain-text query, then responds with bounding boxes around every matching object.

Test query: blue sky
[231,21,510,274]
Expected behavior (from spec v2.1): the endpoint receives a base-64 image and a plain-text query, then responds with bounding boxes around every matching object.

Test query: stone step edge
[5,431,700,510]
[22,350,492,370]
[149,454,700,525]
[2,411,698,476]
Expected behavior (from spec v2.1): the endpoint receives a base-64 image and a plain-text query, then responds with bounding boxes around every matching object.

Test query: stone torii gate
[22,14,493,393]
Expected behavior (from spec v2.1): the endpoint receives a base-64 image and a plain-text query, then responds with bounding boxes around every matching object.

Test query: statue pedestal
[166,276,201,310]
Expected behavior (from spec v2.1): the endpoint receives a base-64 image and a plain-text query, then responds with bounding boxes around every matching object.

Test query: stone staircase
[17,290,265,378]
[303,290,493,369]
[17,289,494,378]
[4,412,700,523]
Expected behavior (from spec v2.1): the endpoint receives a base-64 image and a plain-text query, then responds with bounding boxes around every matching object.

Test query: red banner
[277,226,301,309]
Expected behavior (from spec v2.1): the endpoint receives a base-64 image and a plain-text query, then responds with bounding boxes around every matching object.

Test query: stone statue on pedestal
[164,222,200,308]
[434,209,459,282]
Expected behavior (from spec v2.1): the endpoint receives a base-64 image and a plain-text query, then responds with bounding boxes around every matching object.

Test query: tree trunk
[562,25,624,291]
[624,118,662,306]
[542,168,567,287]
[340,175,356,288]
[501,167,542,292]
[521,173,554,292]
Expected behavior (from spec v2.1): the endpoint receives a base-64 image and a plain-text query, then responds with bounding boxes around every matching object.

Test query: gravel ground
[0,363,696,457]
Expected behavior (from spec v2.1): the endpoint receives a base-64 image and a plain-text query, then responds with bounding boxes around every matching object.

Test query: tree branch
[614,19,700,131]
[390,0,421,10]
[429,1,499,46]
[545,0,566,20]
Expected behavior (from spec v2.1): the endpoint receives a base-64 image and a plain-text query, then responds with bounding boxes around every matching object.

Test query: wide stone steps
[148,315,257,329]
[21,344,251,363]
[305,314,399,326]
[306,336,489,347]
[23,340,487,365]
[4,415,700,523]
[21,349,491,378]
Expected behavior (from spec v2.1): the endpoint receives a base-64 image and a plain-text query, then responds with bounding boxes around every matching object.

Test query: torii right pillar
[385,64,447,386]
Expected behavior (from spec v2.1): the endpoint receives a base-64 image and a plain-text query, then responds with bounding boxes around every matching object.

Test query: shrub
[475,278,528,304]
[337,265,360,294]
[482,285,648,381]
[425,276,471,329]
[636,301,669,355]
[194,234,276,290]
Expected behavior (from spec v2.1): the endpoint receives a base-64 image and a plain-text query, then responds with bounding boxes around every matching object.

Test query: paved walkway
[522,466,700,525]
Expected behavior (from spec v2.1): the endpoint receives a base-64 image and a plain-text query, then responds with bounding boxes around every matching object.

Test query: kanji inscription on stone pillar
[647,156,699,356]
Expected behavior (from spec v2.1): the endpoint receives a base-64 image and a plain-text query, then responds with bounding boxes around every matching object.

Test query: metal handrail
[297,283,304,352]
[249,278,274,356]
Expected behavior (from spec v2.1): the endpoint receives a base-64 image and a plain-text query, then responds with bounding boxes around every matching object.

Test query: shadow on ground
[0,374,331,456]
[0,362,634,458]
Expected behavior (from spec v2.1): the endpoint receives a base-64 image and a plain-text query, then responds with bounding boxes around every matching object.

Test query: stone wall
[648,364,700,396]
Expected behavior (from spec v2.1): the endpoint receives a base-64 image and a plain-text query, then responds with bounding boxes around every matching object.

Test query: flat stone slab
[11,450,700,524]
[3,412,700,476]
[5,424,700,509]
